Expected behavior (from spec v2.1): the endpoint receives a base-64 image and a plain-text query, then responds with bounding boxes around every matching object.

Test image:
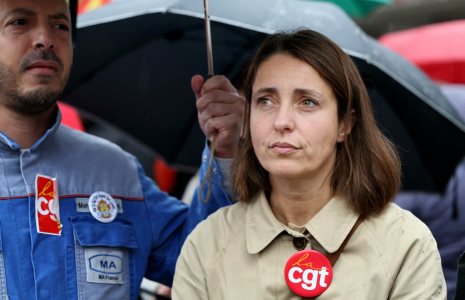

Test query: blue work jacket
[0,109,232,300]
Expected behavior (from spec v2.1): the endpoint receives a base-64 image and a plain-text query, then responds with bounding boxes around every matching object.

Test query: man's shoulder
[46,125,144,198]
[56,125,132,158]
[53,125,139,168]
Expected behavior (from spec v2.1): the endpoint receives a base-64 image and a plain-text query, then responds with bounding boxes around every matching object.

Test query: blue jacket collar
[0,106,62,151]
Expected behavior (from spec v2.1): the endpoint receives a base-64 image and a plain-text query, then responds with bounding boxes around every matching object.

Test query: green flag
[299,0,392,17]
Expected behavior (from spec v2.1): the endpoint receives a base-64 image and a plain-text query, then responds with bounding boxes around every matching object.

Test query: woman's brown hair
[231,29,401,217]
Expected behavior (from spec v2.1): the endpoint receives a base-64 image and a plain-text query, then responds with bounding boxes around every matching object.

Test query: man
[0,0,243,299]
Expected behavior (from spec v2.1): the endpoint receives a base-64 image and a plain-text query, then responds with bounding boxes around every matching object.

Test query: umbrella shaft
[204,0,214,77]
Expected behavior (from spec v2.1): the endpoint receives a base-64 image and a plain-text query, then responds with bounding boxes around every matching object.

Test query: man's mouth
[26,61,59,75]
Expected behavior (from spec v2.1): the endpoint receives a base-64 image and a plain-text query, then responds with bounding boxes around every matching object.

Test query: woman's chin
[268,169,308,181]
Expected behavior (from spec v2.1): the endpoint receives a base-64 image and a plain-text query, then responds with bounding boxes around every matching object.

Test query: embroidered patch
[76,198,123,213]
[85,249,124,284]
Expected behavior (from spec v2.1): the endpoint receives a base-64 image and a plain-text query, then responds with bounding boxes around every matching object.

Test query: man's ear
[337,109,356,143]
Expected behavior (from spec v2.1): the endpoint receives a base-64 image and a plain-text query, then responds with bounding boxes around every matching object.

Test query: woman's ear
[337,109,356,143]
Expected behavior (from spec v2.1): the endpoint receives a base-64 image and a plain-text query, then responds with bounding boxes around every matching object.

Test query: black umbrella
[62,0,465,193]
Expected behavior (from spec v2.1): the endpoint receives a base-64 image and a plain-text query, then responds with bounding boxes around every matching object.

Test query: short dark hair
[231,29,401,217]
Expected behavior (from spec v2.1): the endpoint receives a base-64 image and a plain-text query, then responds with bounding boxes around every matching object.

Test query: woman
[172,29,446,299]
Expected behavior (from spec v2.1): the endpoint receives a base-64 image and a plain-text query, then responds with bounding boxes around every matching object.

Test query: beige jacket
[173,191,446,300]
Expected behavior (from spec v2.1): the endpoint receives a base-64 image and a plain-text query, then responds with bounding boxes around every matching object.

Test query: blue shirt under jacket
[0,109,232,300]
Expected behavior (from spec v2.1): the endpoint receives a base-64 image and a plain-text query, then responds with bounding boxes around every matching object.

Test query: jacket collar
[246,190,360,254]
[0,107,62,151]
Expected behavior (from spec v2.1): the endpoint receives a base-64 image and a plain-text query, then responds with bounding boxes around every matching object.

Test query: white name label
[76,198,123,213]
[85,249,124,285]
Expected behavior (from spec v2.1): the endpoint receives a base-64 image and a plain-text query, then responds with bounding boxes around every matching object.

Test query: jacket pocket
[69,216,138,300]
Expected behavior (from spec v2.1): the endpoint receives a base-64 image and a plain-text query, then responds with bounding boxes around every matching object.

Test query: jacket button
[293,237,307,251]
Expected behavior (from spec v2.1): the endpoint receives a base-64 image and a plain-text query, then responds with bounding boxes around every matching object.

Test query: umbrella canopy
[78,0,113,14]
[300,0,391,17]
[62,0,465,192]
[379,20,465,84]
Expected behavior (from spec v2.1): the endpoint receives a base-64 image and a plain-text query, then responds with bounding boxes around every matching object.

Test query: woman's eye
[301,99,317,107]
[256,97,272,106]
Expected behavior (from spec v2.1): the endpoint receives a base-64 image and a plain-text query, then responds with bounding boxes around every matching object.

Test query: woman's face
[250,54,350,182]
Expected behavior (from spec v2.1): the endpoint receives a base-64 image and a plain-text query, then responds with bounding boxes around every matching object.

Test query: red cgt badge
[284,250,333,297]
[35,175,62,235]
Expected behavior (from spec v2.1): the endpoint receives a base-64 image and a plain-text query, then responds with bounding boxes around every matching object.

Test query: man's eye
[54,24,70,31]
[10,19,28,26]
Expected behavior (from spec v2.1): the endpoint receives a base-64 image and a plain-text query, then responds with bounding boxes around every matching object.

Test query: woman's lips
[270,142,299,154]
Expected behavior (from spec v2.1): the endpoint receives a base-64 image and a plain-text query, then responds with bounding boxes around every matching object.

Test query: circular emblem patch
[89,192,117,223]
[284,250,333,297]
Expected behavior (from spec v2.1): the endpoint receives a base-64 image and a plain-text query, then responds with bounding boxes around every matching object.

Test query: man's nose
[33,25,55,50]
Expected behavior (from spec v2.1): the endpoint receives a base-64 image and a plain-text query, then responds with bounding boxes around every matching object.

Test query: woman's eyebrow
[252,87,278,99]
[293,88,324,99]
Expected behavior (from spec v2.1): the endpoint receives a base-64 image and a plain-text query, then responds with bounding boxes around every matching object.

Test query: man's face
[0,0,72,115]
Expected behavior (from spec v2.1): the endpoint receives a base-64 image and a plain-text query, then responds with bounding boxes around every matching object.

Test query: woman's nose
[273,105,295,133]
